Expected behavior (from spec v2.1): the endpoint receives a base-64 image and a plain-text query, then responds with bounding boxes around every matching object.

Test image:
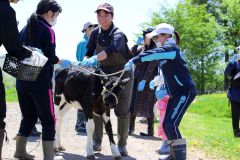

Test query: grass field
[4,77,18,102]
[180,93,239,160]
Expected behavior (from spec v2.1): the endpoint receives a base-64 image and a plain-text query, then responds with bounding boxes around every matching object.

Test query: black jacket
[224,61,240,103]
[0,0,31,60]
[16,16,59,90]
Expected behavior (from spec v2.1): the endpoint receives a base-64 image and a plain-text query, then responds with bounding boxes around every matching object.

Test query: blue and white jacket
[132,42,196,98]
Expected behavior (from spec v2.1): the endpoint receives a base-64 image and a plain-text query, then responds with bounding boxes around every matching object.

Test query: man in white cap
[75,21,97,133]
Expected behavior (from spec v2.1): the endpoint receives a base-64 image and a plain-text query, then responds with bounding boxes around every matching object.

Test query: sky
[0,0,178,62]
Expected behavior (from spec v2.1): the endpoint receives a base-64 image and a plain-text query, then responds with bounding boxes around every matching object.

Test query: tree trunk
[201,54,205,94]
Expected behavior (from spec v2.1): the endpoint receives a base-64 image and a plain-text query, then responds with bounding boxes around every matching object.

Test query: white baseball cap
[82,22,97,33]
[147,23,174,38]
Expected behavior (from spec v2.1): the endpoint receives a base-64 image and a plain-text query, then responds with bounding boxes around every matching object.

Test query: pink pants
[156,95,169,140]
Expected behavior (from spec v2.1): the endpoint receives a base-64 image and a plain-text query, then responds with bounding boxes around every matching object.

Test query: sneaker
[139,117,147,123]
[156,141,170,155]
[29,128,41,137]
[75,123,86,133]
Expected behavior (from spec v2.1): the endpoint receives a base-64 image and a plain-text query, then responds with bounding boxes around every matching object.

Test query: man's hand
[124,60,134,71]
[81,55,98,67]
[138,80,146,91]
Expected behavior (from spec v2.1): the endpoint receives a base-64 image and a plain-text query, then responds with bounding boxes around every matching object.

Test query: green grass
[188,93,231,118]
[5,87,18,102]
[3,76,18,102]
[180,93,237,160]
[181,112,239,160]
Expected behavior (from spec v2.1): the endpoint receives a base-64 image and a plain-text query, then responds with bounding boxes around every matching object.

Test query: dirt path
[2,102,209,160]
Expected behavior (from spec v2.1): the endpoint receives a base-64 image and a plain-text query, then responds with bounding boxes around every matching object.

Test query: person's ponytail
[174,31,180,45]
[26,13,39,47]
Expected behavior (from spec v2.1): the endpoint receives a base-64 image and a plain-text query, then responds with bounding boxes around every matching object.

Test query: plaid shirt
[133,61,159,118]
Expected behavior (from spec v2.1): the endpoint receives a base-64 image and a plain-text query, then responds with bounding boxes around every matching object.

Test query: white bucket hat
[147,23,174,38]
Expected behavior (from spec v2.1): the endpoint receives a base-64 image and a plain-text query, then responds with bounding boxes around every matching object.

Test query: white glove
[21,50,48,67]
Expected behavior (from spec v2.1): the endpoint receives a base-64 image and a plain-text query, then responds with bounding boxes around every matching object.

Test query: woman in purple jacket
[15,1,62,159]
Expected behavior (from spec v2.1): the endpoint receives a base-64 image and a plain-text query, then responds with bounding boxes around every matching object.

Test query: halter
[100,69,125,106]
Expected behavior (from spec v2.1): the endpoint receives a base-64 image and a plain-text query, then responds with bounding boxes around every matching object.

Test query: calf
[54,65,129,159]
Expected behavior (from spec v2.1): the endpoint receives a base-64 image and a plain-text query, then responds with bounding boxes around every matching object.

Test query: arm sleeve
[224,62,235,77]
[0,8,31,60]
[132,45,176,64]
[41,28,59,64]
[104,32,126,56]
[76,40,87,61]
[140,49,176,62]
[86,30,97,57]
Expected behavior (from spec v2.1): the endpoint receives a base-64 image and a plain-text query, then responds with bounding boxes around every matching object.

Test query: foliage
[145,0,224,94]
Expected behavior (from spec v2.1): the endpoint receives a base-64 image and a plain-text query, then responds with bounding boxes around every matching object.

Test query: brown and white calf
[53,66,129,159]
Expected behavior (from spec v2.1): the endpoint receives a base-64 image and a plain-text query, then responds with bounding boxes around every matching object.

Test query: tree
[148,0,222,94]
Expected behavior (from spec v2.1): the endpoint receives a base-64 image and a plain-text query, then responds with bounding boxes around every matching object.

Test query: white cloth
[21,50,48,67]
[234,72,240,80]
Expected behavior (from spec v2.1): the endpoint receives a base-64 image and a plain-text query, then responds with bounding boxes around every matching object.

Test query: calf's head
[101,76,130,108]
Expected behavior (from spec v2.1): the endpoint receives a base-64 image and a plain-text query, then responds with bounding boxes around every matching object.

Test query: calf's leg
[102,113,121,158]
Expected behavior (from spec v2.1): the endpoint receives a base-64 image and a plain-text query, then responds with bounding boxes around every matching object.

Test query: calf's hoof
[87,155,95,160]
[54,147,59,152]
[54,146,66,152]
[58,146,66,151]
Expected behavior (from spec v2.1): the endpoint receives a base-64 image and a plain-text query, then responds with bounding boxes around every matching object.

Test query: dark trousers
[163,91,195,140]
[230,101,240,130]
[17,89,55,141]
[129,78,139,115]
[0,69,6,129]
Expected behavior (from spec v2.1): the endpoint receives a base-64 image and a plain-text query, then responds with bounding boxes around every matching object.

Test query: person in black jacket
[14,0,62,159]
[0,0,32,158]
[224,48,240,138]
